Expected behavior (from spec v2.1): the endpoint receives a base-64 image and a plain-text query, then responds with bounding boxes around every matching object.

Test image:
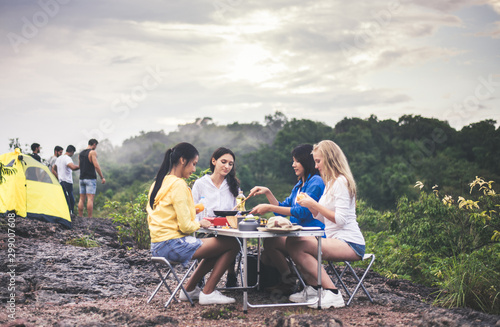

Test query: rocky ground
[1,215,499,327]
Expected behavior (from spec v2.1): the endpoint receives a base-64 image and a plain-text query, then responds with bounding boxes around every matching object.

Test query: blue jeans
[60,181,74,214]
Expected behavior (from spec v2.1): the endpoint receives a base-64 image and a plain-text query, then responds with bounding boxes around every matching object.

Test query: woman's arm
[172,182,201,234]
[248,186,279,205]
[297,194,336,223]
[289,178,325,224]
[251,203,291,216]
[297,193,336,223]
[297,178,352,226]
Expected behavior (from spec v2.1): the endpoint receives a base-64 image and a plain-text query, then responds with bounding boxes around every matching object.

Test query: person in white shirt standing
[191,147,241,287]
[287,140,366,309]
[52,145,79,215]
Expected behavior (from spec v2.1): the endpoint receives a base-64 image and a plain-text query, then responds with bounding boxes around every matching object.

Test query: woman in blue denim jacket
[249,144,325,294]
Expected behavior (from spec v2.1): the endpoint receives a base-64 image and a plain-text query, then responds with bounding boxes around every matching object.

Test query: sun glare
[225,44,285,83]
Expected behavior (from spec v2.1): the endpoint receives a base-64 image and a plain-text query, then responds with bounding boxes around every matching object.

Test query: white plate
[301,226,322,231]
[257,226,303,233]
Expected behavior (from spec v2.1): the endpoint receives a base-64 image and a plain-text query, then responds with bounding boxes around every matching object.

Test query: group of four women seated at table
[147,140,365,308]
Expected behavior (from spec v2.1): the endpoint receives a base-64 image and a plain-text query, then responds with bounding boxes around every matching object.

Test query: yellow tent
[0,148,71,228]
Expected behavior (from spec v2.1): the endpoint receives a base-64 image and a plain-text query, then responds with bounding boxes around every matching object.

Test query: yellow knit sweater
[147,175,201,243]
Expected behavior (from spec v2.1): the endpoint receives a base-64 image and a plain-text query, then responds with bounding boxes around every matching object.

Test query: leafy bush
[104,191,150,249]
[361,177,499,314]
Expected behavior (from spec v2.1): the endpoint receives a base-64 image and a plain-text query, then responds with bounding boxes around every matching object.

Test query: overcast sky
[1,0,499,158]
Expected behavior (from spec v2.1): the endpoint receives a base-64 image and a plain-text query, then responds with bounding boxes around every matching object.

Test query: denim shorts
[151,236,202,267]
[341,240,365,259]
[79,179,97,195]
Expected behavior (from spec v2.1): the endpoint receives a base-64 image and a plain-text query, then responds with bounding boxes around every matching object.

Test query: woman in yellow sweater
[147,142,239,305]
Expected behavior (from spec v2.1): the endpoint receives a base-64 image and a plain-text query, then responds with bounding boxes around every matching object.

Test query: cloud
[0,0,499,156]
[474,21,500,38]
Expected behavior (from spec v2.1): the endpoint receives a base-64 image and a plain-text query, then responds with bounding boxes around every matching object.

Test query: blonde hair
[313,140,357,199]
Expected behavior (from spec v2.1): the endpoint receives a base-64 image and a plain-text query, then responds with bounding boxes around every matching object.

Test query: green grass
[66,234,100,248]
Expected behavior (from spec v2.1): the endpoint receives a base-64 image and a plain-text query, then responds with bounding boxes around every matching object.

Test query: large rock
[0,215,154,304]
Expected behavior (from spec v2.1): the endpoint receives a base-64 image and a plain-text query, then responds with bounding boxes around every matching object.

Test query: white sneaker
[289,285,317,303]
[307,289,345,309]
[179,286,201,301]
[199,290,236,305]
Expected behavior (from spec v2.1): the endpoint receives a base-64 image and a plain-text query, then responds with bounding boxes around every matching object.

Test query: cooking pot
[238,218,259,231]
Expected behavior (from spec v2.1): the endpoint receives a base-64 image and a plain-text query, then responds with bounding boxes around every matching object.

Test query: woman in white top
[191,147,241,286]
[192,147,240,219]
[287,140,366,309]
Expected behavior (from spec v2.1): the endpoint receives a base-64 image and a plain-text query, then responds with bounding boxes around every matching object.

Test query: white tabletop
[198,227,324,238]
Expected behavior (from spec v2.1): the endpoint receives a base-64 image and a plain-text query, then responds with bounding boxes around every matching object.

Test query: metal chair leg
[328,253,375,306]
[147,257,198,309]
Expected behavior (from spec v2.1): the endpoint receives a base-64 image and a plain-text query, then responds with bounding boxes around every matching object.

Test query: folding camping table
[199,227,325,313]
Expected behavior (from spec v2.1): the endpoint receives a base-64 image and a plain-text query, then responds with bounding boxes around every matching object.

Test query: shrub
[360,177,499,314]
[104,192,150,249]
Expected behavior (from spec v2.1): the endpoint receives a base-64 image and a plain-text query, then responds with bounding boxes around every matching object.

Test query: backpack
[246,254,281,289]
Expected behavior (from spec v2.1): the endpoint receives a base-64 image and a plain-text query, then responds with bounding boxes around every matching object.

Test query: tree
[459,120,500,177]
[8,137,29,153]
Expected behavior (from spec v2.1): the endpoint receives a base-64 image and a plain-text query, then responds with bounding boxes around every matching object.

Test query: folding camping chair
[147,257,198,308]
[327,253,375,306]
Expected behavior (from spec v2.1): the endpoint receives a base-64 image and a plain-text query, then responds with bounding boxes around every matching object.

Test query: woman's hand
[248,186,270,198]
[250,204,271,215]
[296,192,316,209]
[199,219,212,229]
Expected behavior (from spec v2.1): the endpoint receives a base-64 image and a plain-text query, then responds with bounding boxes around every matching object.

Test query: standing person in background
[78,139,106,218]
[30,143,41,162]
[248,144,325,295]
[287,140,365,309]
[47,146,63,172]
[148,142,239,305]
[52,145,79,215]
[191,147,241,287]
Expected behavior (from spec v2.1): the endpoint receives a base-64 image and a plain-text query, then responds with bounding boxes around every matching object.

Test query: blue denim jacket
[277,174,325,229]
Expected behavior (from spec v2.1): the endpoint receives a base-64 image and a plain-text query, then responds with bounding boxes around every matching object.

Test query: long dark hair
[149,142,199,209]
[210,147,240,197]
[291,144,319,180]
